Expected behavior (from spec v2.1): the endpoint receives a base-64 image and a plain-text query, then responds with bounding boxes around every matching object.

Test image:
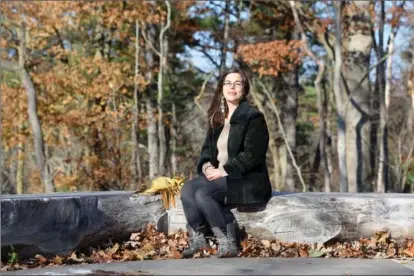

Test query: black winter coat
[196,99,272,207]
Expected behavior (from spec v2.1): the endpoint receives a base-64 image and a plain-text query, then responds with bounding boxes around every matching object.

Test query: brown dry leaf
[142,243,154,252]
[387,245,397,258]
[192,252,202,258]
[121,250,132,261]
[1,265,11,271]
[159,246,169,255]
[52,255,63,265]
[374,231,390,243]
[172,251,182,259]
[367,238,377,249]
[107,243,120,256]
[240,239,249,251]
[402,240,414,257]
[68,252,85,264]
[261,240,271,248]
[299,246,309,257]
[35,254,48,265]
[131,251,145,261]
[168,239,178,247]
[130,233,140,241]
[178,238,187,246]
[271,243,281,253]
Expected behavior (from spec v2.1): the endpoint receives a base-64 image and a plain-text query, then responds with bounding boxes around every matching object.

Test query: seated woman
[180,68,272,258]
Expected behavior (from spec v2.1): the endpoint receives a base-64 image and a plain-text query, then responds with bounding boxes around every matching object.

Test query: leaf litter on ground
[1,224,413,271]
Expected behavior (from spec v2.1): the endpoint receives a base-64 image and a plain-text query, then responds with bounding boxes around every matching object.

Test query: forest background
[1,0,413,195]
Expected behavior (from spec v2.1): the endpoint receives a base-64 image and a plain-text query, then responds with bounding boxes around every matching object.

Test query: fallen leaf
[35,254,48,264]
[107,243,120,256]
[130,233,140,241]
[308,249,325,258]
[261,240,271,248]
[172,251,182,259]
[374,231,389,243]
[52,255,63,265]
[402,240,414,257]
[142,243,154,252]
[68,252,84,264]
[271,243,281,253]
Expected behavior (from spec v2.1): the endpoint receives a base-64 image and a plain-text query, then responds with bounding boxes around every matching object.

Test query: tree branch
[194,72,214,115]
[255,76,307,192]
[140,22,161,57]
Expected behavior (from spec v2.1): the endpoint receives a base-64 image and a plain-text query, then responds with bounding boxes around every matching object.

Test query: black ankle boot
[182,224,211,258]
[211,222,239,258]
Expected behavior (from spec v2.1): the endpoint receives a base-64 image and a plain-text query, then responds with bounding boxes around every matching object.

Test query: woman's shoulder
[245,102,264,120]
[231,100,264,123]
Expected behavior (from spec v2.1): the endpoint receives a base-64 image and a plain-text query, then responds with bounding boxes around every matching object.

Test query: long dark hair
[207,68,250,128]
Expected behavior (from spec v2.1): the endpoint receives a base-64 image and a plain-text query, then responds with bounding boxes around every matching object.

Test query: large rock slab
[3,191,414,261]
[168,192,414,244]
[1,192,166,260]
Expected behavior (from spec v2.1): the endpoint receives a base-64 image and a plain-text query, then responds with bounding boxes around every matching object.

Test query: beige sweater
[202,118,230,176]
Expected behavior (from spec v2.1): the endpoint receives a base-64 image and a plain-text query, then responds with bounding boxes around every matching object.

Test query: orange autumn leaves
[237,40,304,78]
[2,225,413,272]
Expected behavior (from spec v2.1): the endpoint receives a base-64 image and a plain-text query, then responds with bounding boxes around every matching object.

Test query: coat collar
[230,99,251,124]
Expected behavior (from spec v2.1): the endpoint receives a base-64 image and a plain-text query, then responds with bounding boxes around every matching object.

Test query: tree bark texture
[342,1,373,193]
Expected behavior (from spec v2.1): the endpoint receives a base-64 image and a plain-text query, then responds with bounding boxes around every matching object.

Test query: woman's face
[223,73,244,105]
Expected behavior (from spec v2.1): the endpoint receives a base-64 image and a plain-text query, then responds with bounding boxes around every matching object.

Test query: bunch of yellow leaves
[137,174,186,210]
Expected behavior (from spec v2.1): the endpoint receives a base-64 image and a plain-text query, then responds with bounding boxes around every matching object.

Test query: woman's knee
[194,185,222,206]
[180,180,194,201]
[194,188,206,205]
[180,177,203,202]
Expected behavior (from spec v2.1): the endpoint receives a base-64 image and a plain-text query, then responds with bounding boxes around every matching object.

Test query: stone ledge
[2,191,414,261]
[169,192,414,244]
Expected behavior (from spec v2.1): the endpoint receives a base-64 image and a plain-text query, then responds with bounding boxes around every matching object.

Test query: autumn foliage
[237,40,303,77]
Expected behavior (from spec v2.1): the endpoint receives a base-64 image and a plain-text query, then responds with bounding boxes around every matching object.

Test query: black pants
[180,175,231,230]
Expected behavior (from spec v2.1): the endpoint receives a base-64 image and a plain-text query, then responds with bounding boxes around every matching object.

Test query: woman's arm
[196,128,214,175]
[223,113,269,178]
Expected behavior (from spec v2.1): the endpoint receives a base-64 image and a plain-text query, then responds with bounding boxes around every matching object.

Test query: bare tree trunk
[132,20,142,187]
[316,64,331,192]
[325,81,334,187]
[290,1,331,192]
[220,0,230,74]
[157,37,166,176]
[377,10,394,193]
[170,102,178,174]
[145,24,159,179]
[333,1,348,192]
[281,35,300,192]
[157,1,171,176]
[17,22,55,193]
[343,1,373,193]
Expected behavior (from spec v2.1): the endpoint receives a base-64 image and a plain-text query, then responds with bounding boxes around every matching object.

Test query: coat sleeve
[223,112,269,178]
[196,128,213,175]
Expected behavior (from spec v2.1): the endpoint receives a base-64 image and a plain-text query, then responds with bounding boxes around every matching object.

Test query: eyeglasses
[223,81,243,89]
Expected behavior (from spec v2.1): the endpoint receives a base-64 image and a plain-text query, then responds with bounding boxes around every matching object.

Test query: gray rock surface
[1,192,166,260]
[169,192,414,244]
[2,191,414,262]
[2,258,414,275]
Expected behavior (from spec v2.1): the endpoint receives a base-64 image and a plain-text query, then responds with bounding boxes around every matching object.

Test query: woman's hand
[206,168,223,181]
